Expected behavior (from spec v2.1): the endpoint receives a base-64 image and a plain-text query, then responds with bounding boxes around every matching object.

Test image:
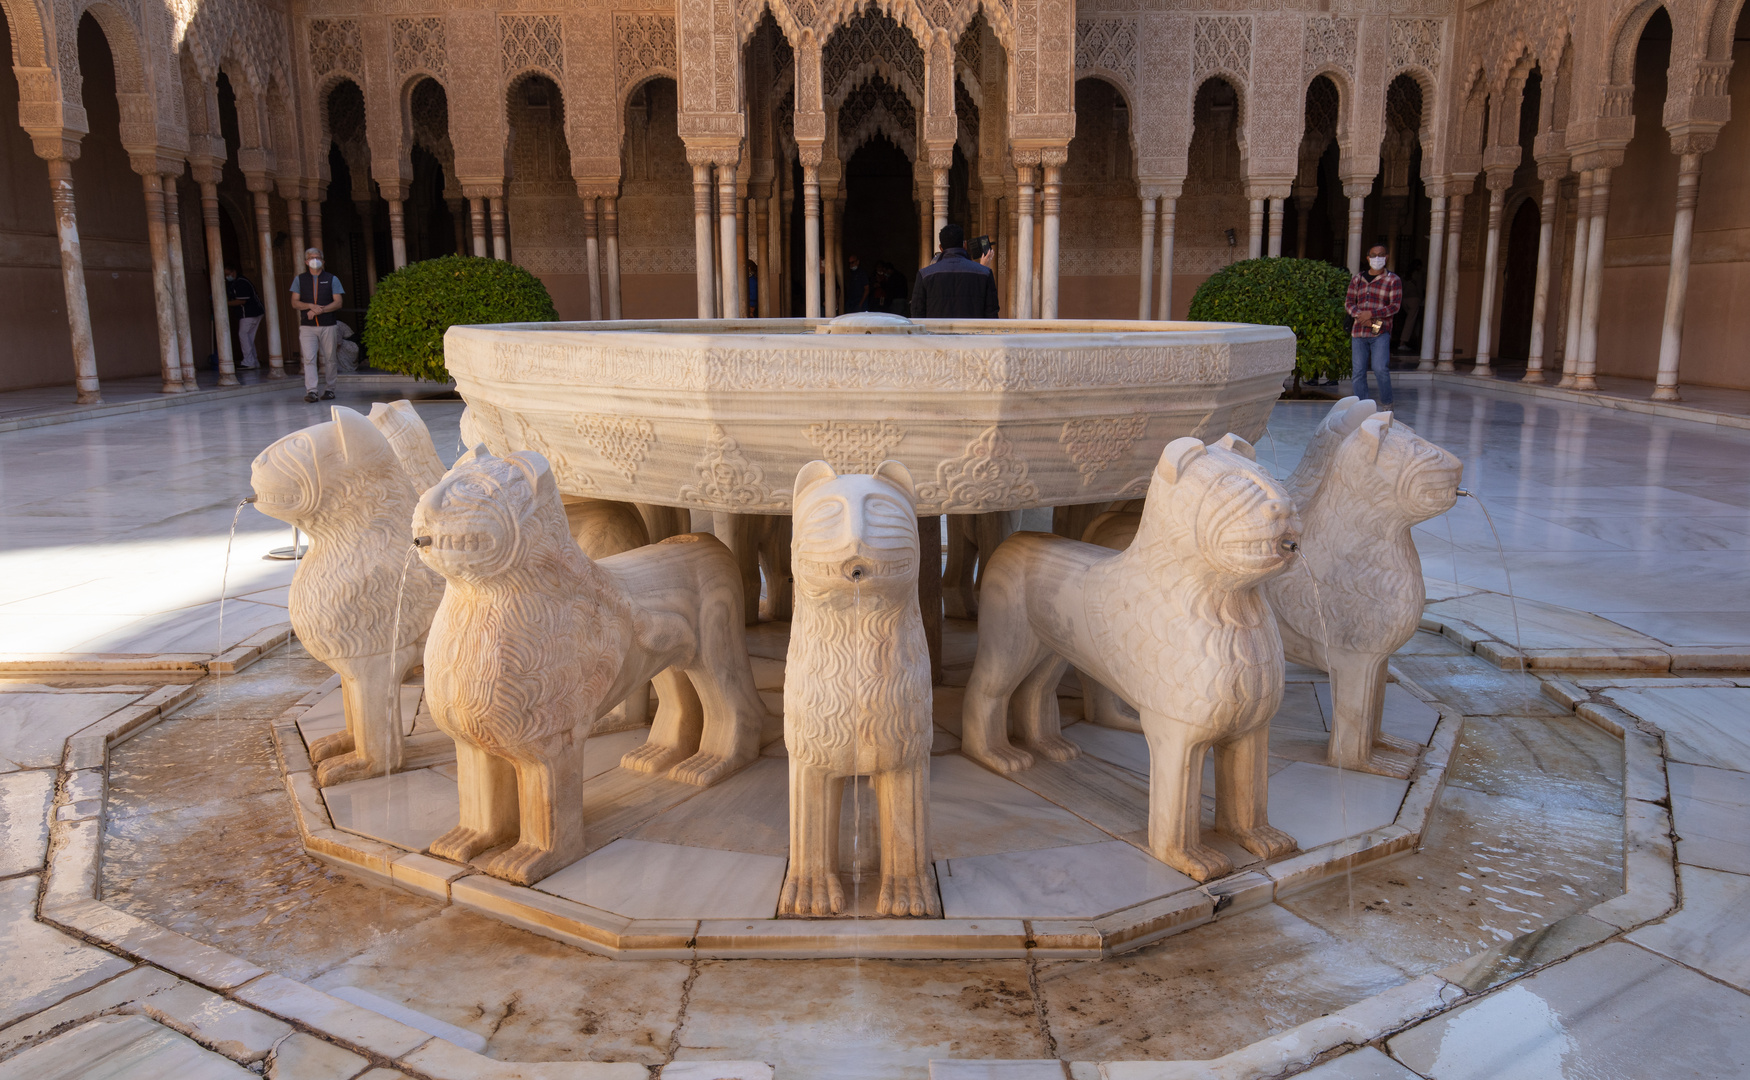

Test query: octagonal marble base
[275,622,1458,960]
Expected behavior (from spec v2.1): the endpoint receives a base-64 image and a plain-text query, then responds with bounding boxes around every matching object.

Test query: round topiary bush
[1187,257,1353,389]
[363,254,559,382]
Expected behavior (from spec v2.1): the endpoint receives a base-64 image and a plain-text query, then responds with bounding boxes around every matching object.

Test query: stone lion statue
[367,399,448,492]
[781,460,937,917]
[1264,403,1462,776]
[962,434,1300,882]
[251,407,444,787]
[414,447,771,884]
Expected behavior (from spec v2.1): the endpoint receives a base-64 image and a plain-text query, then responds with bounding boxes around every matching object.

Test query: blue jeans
[1351,333,1392,405]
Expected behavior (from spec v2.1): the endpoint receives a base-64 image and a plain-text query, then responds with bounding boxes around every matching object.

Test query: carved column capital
[29,132,83,162]
[1669,130,1720,157]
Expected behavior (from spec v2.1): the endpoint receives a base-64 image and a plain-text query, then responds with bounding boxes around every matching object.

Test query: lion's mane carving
[1263,400,1462,776]
[781,460,937,917]
[962,435,1300,882]
[251,407,443,786]
[414,448,772,884]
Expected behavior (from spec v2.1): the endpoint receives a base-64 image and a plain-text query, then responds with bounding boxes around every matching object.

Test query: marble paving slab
[1628,864,1750,992]
[1389,943,1750,1079]
[322,768,460,852]
[0,690,142,772]
[632,756,791,856]
[0,876,133,1028]
[0,770,55,877]
[296,685,425,745]
[936,840,1196,919]
[1425,591,1667,652]
[577,767,711,858]
[586,727,650,782]
[1312,683,1440,747]
[0,1015,255,1079]
[1601,686,1750,772]
[1297,1047,1422,1079]
[536,837,786,919]
[928,755,1111,860]
[1061,723,1149,777]
[1266,762,1410,851]
[1665,762,1750,875]
[72,596,287,656]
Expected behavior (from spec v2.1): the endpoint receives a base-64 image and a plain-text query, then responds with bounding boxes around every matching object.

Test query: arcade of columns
[6,0,1749,403]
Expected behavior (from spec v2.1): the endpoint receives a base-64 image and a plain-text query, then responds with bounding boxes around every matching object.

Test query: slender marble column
[1575,167,1612,391]
[469,197,488,257]
[1157,195,1177,320]
[1654,150,1706,401]
[735,188,749,314]
[603,196,622,319]
[1247,198,1264,258]
[1472,185,1507,377]
[163,179,197,387]
[285,193,306,280]
[802,158,822,317]
[305,190,323,255]
[252,189,283,375]
[1015,165,1036,319]
[692,164,716,319]
[196,178,236,386]
[1041,163,1062,318]
[489,196,508,261]
[932,161,950,253]
[823,194,838,317]
[1266,197,1284,257]
[1524,178,1559,383]
[42,153,100,402]
[583,195,602,320]
[1419,195,1447,370]
[719,167,741,319]
[1345,194,1366,273]
[1436,192,1466,372]
[387,195,408,269]
[1137,195,1157,320]
[140,173,184,392]
[754,195,771,318]
[1559,173,1592,388]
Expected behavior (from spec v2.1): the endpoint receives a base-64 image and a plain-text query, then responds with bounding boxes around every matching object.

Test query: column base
[1417,358,1437,371]
[266,366,287,380]
[75,389,102,405]
[1573,376,1598,391]
[1651,385,1682,402]
[160,381,184,394]
[1520,369,1546,384]
[1470,362,1492,377]
[1436,361,1456,373]
[1555,375,1577,388]
[217,373,240,388]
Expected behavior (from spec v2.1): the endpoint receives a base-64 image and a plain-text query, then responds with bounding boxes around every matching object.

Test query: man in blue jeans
[1345,244,1401,406]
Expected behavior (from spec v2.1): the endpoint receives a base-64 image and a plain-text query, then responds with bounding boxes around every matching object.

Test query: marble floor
[1,377,1747,1078]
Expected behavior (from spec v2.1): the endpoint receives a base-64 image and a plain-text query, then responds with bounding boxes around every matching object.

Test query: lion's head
[251,406,405,527]
[791,459,918,607]
[413,447,570,583]
[1328,412,1462,525]
[1134,434,1300,589]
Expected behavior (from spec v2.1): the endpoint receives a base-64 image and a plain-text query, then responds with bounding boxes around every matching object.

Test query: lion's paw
[429,824,501,864]
[1025,734,1082,763]
[878,873,940,918]
[479,841,567,886]
[620,741,687,776]
[1228,823,1297,860]
[779,870,844,916]
[1158,841,1233,883]
[315,751,385,788]
[964,742,1036,776]
[666,751,752,788]
[307,730,355,764]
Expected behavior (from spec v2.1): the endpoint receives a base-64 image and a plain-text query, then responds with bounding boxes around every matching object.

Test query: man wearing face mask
[289,247,345,403]
[1345,244,1401,407]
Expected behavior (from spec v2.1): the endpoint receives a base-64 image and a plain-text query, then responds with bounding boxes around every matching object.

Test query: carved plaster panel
[1303,16,1356,80]
[391,16,446,81]
[501,14,564,79]
[1388,18,1442,77]
[1192,15,1251,86]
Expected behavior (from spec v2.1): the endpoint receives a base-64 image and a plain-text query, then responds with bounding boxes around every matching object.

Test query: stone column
[1472,179,1510,377]
[754,193,771,318]
[282,184,306,278]
[582,194,602,320]
[163,177,197,388]
[1344,188,1367,273]
[489,195,509,261]
[1524,163,1564,383]
[822,193,838,317]
[1266,198,1285,257]
[1247,197,1264,258]
[692,162,716,319]
[193,167,237,386]
[1015,163,1036,319]
[1576,167,1613,391]
[603,196,623,320]
[1419,194,1448,371]
[1558,172,1592,388]
[469,196,488,257]
[719,163,741,319]
[1137,194,1157,320]
[1041,157,1063,318]
[802,151,822,317]
[138,169,184,392]
[305,185,325,255]
[37,139,101,403]
[1436,182,1469,373]
[1157,189,1179,320]
[931,148,951,253]
[250,186,284,375]
[735,187,749,313]
[385,182,409,270]
[1654,143,1711,401]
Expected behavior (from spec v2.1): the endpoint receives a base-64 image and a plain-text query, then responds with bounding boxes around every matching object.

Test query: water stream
[213,497,254,693]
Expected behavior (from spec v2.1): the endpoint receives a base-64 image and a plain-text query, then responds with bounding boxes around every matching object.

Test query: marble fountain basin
[442,314,1296,513]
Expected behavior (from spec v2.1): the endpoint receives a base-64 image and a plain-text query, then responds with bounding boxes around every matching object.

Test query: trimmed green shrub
[363,255,559,382]
[1187,257,1352,388]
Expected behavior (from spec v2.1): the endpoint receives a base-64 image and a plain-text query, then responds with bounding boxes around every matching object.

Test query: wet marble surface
[0,876,133,1028]
[0,770,55,877]
[0,688,146,771]
[1598,686,1750,772]
[1664,762,1750,875]
[936,841,1195,919]
[536,838,787,920]
[1628,865,1750,993]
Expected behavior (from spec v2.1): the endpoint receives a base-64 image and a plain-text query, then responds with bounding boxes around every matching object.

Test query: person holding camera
[1345,244,1401,407]
[910,224,999,319]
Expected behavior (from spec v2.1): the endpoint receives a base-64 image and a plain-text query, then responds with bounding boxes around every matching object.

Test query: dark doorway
[1496,199,1542,361]
[840,134,918,312]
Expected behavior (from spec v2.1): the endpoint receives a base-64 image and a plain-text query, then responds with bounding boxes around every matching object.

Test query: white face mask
[307,259,323,271]
[1369,256,1387,270]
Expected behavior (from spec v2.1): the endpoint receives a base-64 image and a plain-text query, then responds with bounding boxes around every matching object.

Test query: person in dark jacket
[910,224,999,319]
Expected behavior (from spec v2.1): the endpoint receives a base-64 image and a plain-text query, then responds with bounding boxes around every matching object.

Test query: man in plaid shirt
[1345,244,1402,406]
